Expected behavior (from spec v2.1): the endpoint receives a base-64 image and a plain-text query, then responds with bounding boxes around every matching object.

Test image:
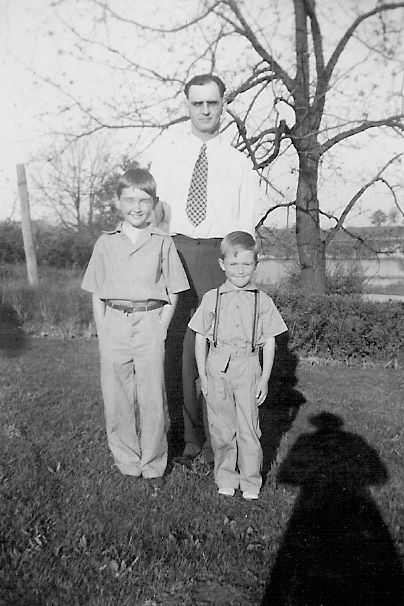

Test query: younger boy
[81,168,189,488]
[188,231,287,500]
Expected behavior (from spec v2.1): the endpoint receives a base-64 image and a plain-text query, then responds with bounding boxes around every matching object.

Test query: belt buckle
[145,300,158,311]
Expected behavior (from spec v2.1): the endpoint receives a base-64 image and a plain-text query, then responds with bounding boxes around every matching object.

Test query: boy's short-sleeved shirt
[188,279,287,348]
[81,223,189,301]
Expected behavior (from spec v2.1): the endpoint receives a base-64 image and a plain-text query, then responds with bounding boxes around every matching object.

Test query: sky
[1,0,403,227]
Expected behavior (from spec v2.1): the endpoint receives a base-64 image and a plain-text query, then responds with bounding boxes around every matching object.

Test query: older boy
[188,231,287,500]
[81,168,189,487]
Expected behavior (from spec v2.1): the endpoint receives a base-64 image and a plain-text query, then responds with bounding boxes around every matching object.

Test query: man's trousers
[169,235,224,462]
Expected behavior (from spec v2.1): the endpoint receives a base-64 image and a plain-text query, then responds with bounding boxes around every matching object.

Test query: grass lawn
[1,337,403,605]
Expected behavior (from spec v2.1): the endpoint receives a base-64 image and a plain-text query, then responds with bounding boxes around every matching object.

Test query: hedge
[271,291,404,363]
[1,264,403,363]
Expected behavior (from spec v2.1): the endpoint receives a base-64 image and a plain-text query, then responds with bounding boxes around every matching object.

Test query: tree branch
[256,120,291,169]
[226,108,260,169]
[304,0,325,78]
[325,2,404,83]
[318,214,380,255]
[222,0,296,93]
[85,0,219,33]
[323,153,402,246]
[256,200,296,230]
[378,178,404,221]
[320,115,404,154]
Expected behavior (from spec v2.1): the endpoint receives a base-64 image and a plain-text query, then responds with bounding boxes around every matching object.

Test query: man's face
[187,82,225,138]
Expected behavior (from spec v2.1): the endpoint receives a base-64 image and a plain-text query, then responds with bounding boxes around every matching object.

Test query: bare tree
[38,0,404,292]
[32,137,114,232]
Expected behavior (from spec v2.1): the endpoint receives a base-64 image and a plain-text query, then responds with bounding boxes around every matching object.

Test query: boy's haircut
[117,168,157,200]
[184,74,226,98]
[220,231,257,261]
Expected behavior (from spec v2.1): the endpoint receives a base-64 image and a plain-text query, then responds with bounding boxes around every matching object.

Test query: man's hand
[255,377,268,406]
[199,373,208,397]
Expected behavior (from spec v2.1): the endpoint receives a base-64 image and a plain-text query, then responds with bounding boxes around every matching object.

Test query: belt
[172,234,222,248]
[210,343,260,357]
[105,300,164,314]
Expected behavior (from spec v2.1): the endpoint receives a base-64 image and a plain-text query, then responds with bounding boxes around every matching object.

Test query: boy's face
[117,186,155,229]
[218,249,256,289]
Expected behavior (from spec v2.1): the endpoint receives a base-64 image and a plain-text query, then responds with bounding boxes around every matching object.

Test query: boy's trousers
[98,305,168,478]
[206,345,263,493]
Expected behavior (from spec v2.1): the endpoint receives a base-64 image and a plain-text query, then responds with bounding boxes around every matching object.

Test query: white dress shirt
[149,126,268,238]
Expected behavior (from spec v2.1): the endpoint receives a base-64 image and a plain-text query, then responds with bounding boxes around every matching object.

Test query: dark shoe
[125,474,142,482]
[172,454,198,469]
[146,476,164,487]
[146,476,164,496]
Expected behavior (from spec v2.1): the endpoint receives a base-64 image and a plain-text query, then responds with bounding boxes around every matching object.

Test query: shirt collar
[219,279,258,294]
[103,222,165,236]
[103,223,123,235]
[187,129,222,149]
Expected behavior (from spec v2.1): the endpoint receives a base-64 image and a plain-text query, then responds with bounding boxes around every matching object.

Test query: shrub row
[1,265,93,338]
[271,291,404,363]
[1,265,403,362]
[0,221,96,268]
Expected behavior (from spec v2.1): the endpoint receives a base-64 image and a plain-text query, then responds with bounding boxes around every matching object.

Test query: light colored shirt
[188,280,287,348]
[121,221,142,245]
[81,223,189,302]
[149,126,269,238]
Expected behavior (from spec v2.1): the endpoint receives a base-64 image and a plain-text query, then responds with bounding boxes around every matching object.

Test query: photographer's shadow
[259,332,306,481]
[262,412,404,605]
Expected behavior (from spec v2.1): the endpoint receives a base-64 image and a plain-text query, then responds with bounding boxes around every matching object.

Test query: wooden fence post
[16,164,39,287]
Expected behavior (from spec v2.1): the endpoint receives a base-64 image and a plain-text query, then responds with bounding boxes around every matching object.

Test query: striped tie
[186,143,208,226]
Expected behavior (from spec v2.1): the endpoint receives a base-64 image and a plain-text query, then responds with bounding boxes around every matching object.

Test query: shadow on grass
[261,411,404,606]
[0,302,26,357]
[260,332,306,482]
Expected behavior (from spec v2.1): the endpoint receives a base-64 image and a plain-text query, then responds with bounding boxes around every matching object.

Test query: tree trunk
[295,152,326,294]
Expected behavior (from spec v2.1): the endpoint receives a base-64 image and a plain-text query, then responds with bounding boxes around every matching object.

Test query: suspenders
[251,289,259,353]
[212,288,259,353]
[213,287,221,348]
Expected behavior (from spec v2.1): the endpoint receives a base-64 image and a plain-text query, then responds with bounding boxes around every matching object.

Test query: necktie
[186,143,208,226]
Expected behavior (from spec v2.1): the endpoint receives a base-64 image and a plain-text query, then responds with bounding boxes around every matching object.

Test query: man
[150,73,268,465]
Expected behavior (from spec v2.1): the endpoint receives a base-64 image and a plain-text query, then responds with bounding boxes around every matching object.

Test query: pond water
[256,255,404,292]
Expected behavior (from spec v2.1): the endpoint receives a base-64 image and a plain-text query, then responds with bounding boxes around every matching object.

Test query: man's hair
[117,168,157,200]
[184,74,226,99]
[220,231,258,261]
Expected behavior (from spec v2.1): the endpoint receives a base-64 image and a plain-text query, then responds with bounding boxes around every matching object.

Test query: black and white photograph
[1,1,404,604]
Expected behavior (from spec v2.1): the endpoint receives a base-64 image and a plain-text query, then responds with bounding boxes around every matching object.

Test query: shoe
[172,454,197,468]
[146,477,164,496]
[218,487,235,496]
[125,475,142,483]
[243,491,259,500]
[146,477,164,488]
